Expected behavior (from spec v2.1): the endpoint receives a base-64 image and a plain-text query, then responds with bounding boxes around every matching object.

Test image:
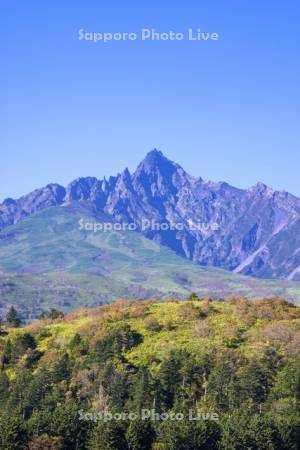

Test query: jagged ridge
[1,149,300,280]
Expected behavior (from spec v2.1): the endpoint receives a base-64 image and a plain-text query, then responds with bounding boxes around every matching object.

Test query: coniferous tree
[0,371,9,402]
[51,398,89,450]
[220,409,282,449]
[187,292,199,301]
[52,353,71,383]
[6,306,21,327]
[158,351,182,408]
[47,309,64,320]
[3,338,13,365]
[0,411,26,449]
[88,420,128,450]
[126,419,155,450]
[158,417,220,450]
[131,367,154,412]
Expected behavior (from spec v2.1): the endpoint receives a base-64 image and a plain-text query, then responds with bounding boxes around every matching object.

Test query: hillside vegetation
[0,296,300,449]
[1,207,300,322]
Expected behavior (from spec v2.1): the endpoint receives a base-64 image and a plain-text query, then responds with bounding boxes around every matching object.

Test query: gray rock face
[1,149,300,280]
[0,184,66,228]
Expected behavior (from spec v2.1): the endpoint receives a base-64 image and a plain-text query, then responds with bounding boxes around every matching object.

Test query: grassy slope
[1,207,300,321]
[3,298,300,377]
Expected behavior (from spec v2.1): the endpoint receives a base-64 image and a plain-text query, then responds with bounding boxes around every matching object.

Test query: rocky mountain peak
[135,149,180,174]
[1,150,300,281]
[2,198,17,207]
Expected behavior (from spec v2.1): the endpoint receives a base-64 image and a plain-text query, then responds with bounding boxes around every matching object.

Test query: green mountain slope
[1,207,300,319]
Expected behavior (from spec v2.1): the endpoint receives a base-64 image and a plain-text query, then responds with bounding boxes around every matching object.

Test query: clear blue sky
[1,0,300,201]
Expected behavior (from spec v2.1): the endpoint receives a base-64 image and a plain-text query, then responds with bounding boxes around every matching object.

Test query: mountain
[2,207,300,320]
[1,149,300,280]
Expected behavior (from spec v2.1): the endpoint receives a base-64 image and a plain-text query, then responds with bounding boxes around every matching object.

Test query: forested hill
[0,296,300,449]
